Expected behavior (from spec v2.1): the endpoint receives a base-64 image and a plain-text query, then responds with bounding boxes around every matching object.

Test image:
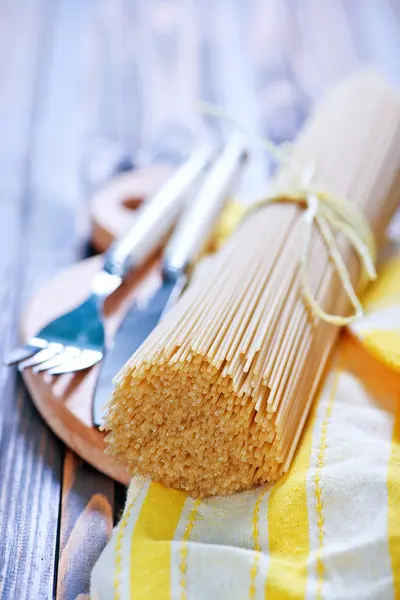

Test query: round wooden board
[20,255,161,484]
[90,164,173,252]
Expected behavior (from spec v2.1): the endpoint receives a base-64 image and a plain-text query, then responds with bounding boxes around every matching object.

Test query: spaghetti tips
[104,72,400,497]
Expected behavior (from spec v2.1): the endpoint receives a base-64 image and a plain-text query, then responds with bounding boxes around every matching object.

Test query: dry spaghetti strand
[105,71,400,497]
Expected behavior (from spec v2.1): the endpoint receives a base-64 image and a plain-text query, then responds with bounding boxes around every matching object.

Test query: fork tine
[4,338,48,366]
[32,354,68,373]
[5,346,42,366]
[48,350,103,375]
[32,346,81,373]
[18,343,63,371]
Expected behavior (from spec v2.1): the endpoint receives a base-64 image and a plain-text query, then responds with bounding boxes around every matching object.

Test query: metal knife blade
[93,275,186,427]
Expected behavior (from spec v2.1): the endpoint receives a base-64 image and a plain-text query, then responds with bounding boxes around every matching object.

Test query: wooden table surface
[1,1,400,598]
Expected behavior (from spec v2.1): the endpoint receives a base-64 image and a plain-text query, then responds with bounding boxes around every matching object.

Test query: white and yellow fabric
[350,252,400,372]
[91,213,400,600]
[91,356,400,600]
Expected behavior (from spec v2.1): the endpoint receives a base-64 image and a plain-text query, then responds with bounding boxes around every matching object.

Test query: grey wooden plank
[198,0,268,200]
[0,387,63,599]
[24,0,94,290]
[21,1,117,598]
[246,0,310,143]
[0,0,115,598]
[133,0,207,163]
[56,454,114,600]
[0,0,48,197]
[0,0,63,598]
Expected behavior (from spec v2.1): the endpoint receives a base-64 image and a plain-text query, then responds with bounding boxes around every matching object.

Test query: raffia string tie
[199,102,377,326]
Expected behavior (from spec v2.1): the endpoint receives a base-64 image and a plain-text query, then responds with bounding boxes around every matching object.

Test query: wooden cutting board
[21,255,162,484]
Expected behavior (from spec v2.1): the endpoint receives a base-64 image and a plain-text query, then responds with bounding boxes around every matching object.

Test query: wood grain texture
[0,1,63,598]
[24,1,120,597]
[56,453,114,600]
[1,1,400,598]
[0,0,116,598]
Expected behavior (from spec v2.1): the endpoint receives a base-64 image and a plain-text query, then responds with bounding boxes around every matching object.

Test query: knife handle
[103,145,214,279]
[162,137,247,279]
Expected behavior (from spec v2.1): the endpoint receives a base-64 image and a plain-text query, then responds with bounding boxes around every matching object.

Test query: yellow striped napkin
[91,210,400,600]
[350,253,400,372]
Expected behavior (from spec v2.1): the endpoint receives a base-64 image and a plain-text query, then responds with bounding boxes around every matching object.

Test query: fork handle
[103,145,214,279]
[162,137,247,280]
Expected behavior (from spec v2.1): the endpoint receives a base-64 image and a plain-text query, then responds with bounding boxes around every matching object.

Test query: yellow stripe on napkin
[265,403,316,598]
[129,483,187,598]
[363,256,400,312]
[350,254,400,371]
[388,409,400,599]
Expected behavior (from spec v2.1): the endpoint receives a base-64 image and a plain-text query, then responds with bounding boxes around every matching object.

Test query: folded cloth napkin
[91,212,400,600]
[350,250,400,372]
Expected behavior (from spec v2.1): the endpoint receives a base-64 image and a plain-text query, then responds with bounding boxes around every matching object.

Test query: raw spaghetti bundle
[105,72,400,497]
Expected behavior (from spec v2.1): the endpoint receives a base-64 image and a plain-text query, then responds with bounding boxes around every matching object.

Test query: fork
[4,146,214,375]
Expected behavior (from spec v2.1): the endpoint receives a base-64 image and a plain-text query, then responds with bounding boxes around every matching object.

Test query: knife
[93,138,248,427]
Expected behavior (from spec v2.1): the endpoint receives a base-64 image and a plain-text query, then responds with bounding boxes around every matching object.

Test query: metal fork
[4,146,214,374]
